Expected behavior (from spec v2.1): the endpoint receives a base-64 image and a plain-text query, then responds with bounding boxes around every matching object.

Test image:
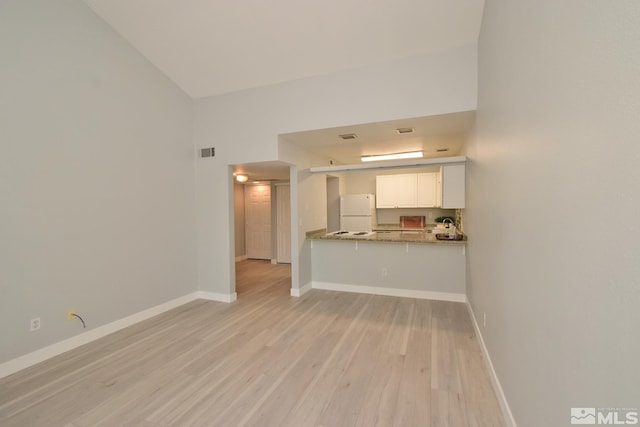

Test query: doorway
[245,183,272,260]
[231,161,293,298]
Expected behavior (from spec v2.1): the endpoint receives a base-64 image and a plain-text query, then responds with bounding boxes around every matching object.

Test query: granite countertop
[306,226,466,245]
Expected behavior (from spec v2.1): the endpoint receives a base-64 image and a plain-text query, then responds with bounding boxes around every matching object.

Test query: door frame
[274,183,292,264]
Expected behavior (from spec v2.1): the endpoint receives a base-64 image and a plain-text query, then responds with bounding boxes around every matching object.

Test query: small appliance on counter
[399,216,426,229]
[433,218,460,238]
[340,194,376,232]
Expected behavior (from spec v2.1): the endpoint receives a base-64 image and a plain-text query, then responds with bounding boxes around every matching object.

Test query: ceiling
[234,111,475,181]
[84,0,485,99]
[281,111,475,165]
[83,1,484,181]
[233,161,291,182]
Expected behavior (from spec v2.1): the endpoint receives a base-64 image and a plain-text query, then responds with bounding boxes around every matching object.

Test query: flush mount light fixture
[395,127,414,134]
[360,151,424,162]
[235,174,249,183]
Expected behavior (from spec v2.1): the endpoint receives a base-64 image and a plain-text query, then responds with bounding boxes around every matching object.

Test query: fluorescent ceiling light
[361,151,423,162]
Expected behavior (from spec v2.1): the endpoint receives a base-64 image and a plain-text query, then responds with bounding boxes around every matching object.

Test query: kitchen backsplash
[376,208,456,225]
[455,209,464,233]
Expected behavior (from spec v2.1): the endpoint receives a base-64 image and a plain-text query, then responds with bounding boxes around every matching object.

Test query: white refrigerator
[340,194,377,232]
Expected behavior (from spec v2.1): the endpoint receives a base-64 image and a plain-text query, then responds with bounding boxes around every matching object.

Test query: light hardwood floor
[0,259,505,426]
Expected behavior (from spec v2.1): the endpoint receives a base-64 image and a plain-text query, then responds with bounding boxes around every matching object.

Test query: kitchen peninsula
[306,227,466,302]
[307,228,466,244]
[303,157,468,302]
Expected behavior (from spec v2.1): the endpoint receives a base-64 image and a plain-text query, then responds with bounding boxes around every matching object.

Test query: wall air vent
[339,133,357,140]
[200,147,215,158]
[395,127,414,134]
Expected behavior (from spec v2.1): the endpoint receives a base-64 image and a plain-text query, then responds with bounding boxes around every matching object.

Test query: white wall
[194,45,478,294]
[0,1,196,364]
[467,1,640,425]
[312,240,466,299]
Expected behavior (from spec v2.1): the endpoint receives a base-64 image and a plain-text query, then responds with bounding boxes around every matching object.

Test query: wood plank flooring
[0,259,505,426]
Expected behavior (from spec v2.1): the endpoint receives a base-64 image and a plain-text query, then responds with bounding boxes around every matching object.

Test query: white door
[245,184,271,260]
[276,184,291,264]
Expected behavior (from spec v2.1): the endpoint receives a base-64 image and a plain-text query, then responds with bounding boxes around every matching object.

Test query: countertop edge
[306,231,467,245]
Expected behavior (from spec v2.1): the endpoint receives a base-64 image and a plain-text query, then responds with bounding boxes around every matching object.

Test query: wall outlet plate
[30,318,41,331]
[67,309,76,320]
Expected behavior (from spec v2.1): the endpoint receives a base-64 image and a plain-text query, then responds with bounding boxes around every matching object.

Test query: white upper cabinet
[375,175,397,208]
[376,174,417,208]
[376,172,439,208]
[440,164,465,208]
[376,165,465,209]
[417,173,437,207]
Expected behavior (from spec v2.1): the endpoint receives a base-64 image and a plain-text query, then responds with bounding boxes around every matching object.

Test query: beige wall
[467,1,640,425]
[1,0,196,365]
[342,166,440,194]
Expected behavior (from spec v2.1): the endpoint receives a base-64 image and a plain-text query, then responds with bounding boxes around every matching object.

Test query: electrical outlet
[67,308,76,320]
[483,312,487,328]
[30,318,40,331]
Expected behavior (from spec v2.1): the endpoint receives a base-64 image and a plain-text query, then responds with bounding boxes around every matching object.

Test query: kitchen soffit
[83,0,485,98]
[280,110,476,166]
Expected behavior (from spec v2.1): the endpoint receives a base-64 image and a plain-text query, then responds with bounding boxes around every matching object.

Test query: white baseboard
[235,255,248,262]
[197,291,237,303]
[0,291,238,380]
[0,293,199,379]
[311,281,467,303]
[290,282,312,297]
[466,303,517,427]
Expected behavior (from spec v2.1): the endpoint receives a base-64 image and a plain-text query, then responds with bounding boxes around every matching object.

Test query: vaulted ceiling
[84,0,485,99]
[83,1,484,180]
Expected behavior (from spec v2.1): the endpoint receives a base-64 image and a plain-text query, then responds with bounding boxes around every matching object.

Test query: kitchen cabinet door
[376,174,417,208]
[376,175,398,208]
[417,173,437,207]
[441,164,465,208]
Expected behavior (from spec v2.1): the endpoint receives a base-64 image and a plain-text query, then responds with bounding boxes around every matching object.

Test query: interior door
[276,184,291,264]
[245,184,271,260]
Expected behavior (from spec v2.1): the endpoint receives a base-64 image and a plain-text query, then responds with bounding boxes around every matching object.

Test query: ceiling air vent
[436,148,449,152]
[339,133,357,140]
[395,127,414,134]
[200,147,215,158]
